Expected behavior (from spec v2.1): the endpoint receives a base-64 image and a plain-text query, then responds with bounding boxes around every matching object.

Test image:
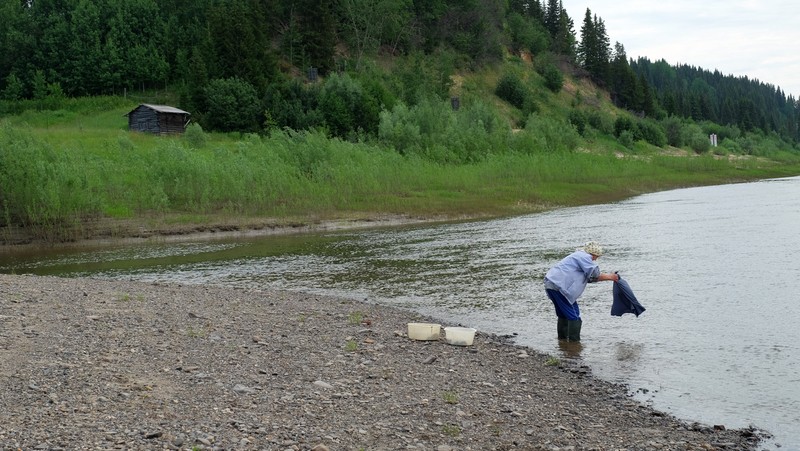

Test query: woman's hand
[599,272,620,282]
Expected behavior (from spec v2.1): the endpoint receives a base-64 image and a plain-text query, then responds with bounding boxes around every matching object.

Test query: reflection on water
[558,340,584,359]
[2,176,799,449]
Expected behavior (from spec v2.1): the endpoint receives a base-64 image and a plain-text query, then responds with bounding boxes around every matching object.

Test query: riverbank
[1,213,452,249]
[0,274,767,450]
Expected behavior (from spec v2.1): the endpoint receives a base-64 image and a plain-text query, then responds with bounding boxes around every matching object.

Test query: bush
[318,73,380,139]
[378,98,508,164]
[495,73,528,110]
[568,109,587,136]
[586,111,613,135]
[1,73,24,101]
[618,130,634,148]
[388,51,455,106]
[263,79,323,132]
[614,115,635,138]
[635,119,666,147]
[507,12,550,55]
[521,113,580,153]
[719,137,742,154]
[662,116,683,147]
[685,132,711,153]
[183,123,207,149]
[542,64,563,93]
[204,77,260,133]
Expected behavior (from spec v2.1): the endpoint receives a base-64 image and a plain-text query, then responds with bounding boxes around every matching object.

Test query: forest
[1,0,798,145]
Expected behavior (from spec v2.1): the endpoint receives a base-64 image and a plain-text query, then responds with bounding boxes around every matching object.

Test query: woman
[543,241,619,342]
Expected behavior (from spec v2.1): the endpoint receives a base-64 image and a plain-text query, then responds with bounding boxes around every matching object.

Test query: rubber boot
[557,317,568,340]
[566,319,582,342]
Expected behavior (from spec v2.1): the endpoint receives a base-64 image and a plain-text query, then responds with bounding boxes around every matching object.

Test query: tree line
[0,0,797,144]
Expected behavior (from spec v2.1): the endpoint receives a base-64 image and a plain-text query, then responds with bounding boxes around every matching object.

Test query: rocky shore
[0,274,767,450]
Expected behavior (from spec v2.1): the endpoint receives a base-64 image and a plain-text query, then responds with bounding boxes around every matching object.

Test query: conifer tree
[577,9,610,83]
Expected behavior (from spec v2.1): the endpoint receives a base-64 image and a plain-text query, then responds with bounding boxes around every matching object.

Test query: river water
[3,176,799,449]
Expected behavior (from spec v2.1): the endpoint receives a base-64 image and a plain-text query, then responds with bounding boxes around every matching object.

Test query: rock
[232,384,256,394]
[313,380,334,389]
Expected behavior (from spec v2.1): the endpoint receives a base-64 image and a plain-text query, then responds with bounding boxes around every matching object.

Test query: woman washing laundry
[543,241,619,342]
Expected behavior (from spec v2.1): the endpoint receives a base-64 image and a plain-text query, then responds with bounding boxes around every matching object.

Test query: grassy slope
[2,61,800,245]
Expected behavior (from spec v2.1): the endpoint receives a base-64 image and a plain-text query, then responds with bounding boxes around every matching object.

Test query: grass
[348,311,364,325]
[186,326,208,338]
[2,95,800,244]
[545,356,560,366]
[442,424,461,437]
[344,340,358,352]
[443,390,459,404]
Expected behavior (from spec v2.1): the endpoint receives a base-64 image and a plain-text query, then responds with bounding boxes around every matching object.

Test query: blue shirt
[544,250,600,305]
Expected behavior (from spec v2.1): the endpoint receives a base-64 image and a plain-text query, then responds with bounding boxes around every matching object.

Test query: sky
[559,0,800,99]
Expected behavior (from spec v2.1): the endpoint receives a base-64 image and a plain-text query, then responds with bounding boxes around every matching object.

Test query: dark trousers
[545,289,581,320]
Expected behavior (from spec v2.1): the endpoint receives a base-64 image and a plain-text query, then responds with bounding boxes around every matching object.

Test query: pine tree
[577,9,609,83]
[552,3,575,57]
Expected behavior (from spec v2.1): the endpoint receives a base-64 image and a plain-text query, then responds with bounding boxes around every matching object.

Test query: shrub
[495,73,528,110]
[262,79,323,132]
[507,12,550,55]
[542,64,563,93]
[635,119,666,147]
[318,73,380,139]
[1,73,24,101]
[682,123,711,153]
[378,98,508,164]
[586,111,613,135]
[203,77,260,133]
[568,109,587,135]
[183,123,207,149]
[662,116,683,147]
[522,113,580,153]
[686,133,711,153]
[618,130,634,148]
[614,115,635,138]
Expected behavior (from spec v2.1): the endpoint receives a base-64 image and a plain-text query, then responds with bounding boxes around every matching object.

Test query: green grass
[545,356,560,366]
[344,340,358,352]
[2,95,800,243]
[348,311,364,325]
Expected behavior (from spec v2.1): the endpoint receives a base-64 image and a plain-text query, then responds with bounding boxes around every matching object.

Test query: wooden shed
[126,104,191,134]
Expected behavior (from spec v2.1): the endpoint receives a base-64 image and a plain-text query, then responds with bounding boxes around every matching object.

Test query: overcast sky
[559,0,800,99]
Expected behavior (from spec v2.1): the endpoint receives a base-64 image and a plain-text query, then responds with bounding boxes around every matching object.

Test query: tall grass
[2,97,800,243]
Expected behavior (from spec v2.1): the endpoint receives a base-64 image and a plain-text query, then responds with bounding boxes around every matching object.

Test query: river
[3,176,799,449]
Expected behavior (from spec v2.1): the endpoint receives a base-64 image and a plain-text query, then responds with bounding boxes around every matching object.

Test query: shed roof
[127,104,190,115]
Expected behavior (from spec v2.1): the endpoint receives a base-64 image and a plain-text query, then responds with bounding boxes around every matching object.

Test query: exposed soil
[0,274,768,450]
[0,214,457,248]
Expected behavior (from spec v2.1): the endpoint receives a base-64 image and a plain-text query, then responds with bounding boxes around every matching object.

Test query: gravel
[0,274,768,450]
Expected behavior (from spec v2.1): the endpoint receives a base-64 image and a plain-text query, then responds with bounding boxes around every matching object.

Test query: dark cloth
[611,277,646,317]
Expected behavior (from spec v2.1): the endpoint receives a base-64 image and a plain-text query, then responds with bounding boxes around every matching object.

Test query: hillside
[2,0,800,245]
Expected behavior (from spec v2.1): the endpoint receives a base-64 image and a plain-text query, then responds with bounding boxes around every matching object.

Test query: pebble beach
[0,274,766,450]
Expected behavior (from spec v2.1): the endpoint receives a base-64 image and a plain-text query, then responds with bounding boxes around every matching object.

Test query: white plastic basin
[407,322,441,341]
[444,327,477,346]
